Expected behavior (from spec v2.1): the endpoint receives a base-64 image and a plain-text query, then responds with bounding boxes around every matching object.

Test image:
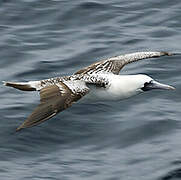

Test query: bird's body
[3,51,175,131]
[83,74,149,102]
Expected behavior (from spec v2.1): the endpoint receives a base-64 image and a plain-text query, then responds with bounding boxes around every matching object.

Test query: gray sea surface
[0,0,181,180]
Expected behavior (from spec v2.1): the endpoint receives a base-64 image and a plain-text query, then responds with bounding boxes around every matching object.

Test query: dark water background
[1,0,181,179]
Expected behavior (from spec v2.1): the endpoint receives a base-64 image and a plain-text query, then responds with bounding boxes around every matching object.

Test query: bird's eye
[144,82,149,86]
[141,81,152,91]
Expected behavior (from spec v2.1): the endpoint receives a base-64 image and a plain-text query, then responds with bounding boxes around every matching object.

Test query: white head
[132,74,175,93]
[111,74,175,101]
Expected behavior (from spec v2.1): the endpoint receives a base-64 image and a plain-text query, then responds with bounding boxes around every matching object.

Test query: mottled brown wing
[75,52,172,75]
[16,82,88,131]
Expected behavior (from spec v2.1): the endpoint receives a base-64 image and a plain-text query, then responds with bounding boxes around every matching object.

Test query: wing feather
[75,51,172,75]
[16,82,89,131]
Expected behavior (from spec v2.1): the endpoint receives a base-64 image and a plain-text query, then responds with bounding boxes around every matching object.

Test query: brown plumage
[3,51,173,131]
[16,82,89,131]
[3,81,36,91]
[75,51,172,75]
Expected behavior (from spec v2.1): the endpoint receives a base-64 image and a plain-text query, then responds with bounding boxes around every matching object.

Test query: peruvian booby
[3,51,175,131]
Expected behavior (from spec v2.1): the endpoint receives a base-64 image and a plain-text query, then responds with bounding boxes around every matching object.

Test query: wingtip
[161,52,173,56]
[16,124,25,132]
[16,127,22,132]
[161,51,181,56]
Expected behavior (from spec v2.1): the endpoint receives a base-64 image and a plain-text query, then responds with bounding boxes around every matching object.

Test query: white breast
[107,75,143,100]
[80,74,143,103]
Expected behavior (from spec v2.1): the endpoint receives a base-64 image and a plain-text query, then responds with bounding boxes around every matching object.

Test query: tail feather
[3,81,36,91]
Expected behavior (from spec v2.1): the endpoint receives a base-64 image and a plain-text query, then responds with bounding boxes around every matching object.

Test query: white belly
[82,88,117,102]
[79,74,143,103]
[80,86,140,103]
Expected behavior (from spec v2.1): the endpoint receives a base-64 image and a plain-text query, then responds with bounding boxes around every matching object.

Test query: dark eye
[144,82,149,86]
[141,81,152,91]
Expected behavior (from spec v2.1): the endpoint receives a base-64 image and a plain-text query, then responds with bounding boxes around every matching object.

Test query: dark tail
[3,81,36,91]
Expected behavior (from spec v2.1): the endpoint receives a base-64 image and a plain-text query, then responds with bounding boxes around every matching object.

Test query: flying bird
[3,51,175,131]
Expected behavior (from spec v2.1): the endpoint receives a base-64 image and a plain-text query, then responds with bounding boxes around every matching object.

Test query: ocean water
[0,0,181,180]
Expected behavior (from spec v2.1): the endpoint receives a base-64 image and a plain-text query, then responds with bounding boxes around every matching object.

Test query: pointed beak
[148,80,175,90]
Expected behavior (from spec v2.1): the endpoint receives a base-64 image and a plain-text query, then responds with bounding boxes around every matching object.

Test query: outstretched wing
[16,81,89,131]
[75,51,172,75]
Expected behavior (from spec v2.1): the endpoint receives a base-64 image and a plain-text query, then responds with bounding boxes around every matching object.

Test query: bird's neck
[108,75,142,100]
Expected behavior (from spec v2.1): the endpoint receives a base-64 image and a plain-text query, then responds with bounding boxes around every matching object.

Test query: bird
[3,51,175,131]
